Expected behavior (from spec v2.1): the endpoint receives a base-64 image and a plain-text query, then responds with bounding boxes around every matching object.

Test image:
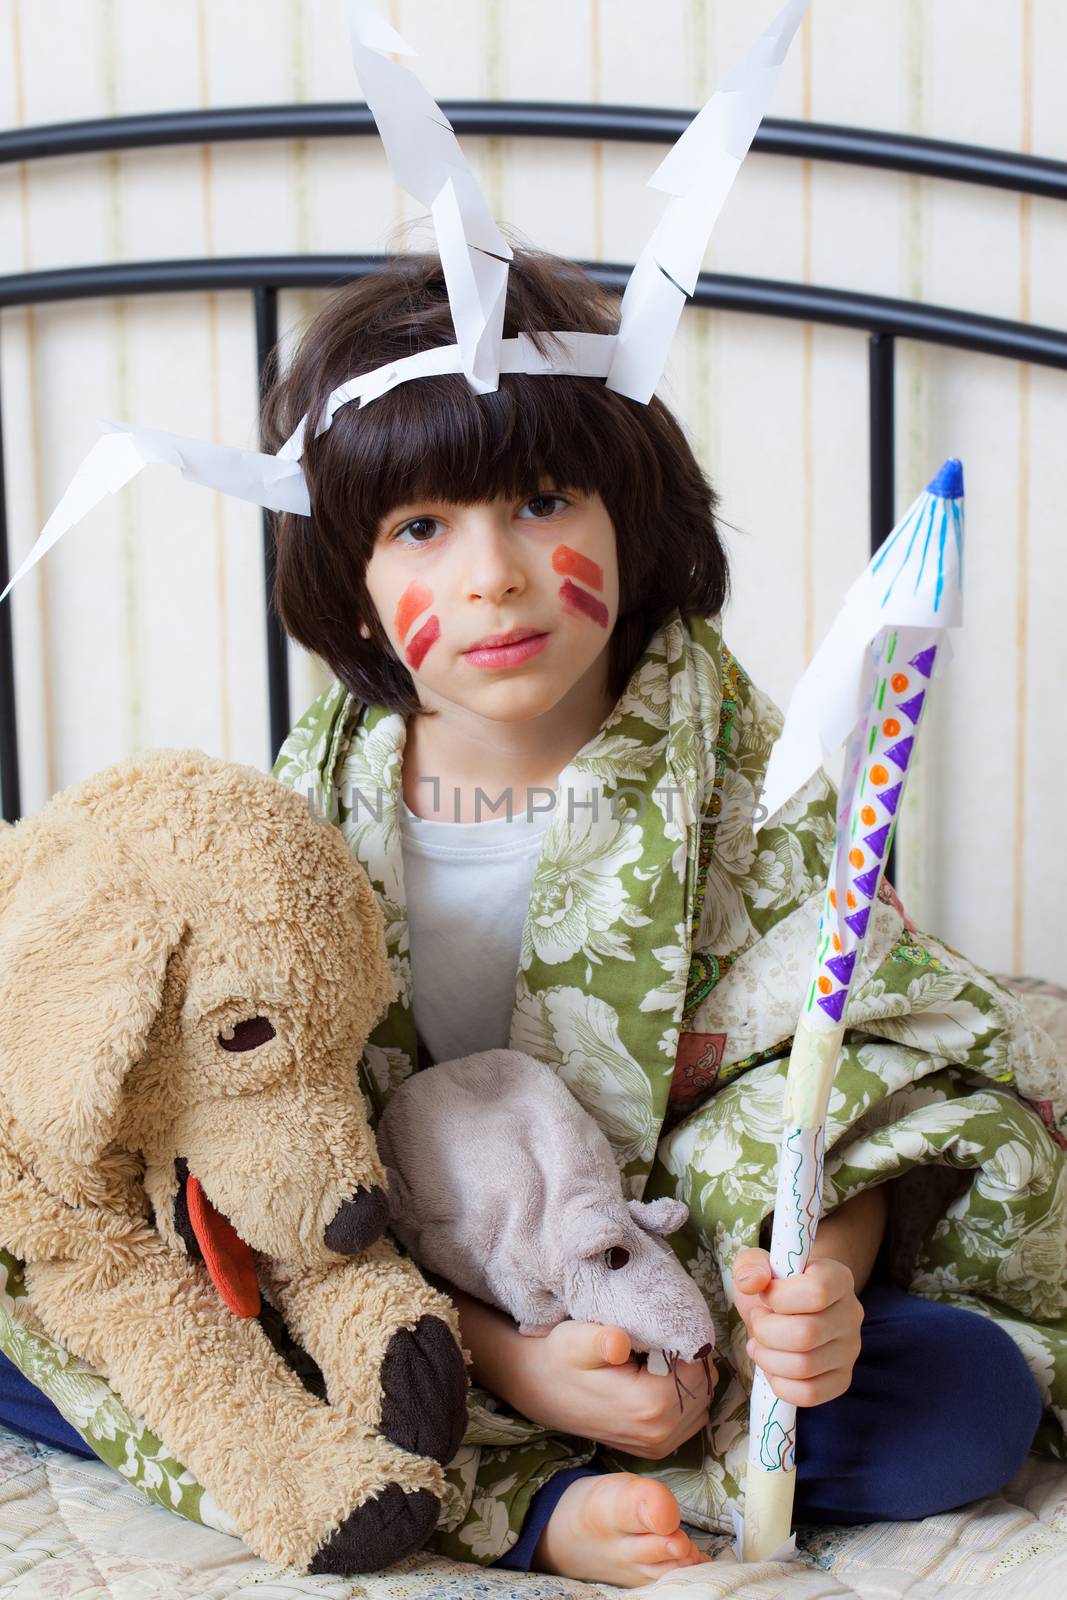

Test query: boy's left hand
[731,1248,864,1407]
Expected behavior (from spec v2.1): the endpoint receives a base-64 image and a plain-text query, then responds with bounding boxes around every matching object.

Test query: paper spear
[740,459,965,1563]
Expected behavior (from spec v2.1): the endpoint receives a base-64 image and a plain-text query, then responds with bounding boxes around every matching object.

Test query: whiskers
[664,1349,716,1413]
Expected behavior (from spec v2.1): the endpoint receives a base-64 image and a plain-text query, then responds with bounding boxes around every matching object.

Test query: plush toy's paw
[308,1483,440,1575]
[379,1314,467,1464]
[323,1185,390,1255]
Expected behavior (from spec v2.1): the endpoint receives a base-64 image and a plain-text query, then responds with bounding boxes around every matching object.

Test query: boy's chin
[434,677,572,723]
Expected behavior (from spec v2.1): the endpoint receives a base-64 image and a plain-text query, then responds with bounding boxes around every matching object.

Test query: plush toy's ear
[628,1198,689,1237]
[0,813,187,1164]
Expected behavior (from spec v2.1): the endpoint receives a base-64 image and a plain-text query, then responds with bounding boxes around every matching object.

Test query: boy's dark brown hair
[261,249,729,715]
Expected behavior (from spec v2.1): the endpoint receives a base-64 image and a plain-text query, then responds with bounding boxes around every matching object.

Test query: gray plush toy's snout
[561,1196,717,1362]
[377,1049,718,1367]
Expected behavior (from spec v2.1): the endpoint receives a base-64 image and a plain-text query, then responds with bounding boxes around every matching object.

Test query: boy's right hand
[507,1319,715,1458]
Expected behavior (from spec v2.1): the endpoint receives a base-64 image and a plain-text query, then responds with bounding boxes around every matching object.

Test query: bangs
[264,248,728,716]
[308,365,620,546]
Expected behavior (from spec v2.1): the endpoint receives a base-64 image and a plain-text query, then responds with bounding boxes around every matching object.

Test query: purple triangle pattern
[864,824,891,859]
[845,908,870,939]
[818,989,848,1023]
[885,737,914,771]
[909,646,936,679]
[897,691,925,725]
[854,866,881,900]
[826,951,856,986]
[878,782,902,816]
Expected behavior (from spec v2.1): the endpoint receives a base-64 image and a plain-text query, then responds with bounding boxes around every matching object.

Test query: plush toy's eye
[605,1247,630,1270]
[217,1017,276,1052]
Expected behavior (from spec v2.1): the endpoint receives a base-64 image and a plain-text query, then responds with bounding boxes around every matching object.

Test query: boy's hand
[731,1248,864,1407]
[510,1320,716,1459]
[446,1285,716,1456]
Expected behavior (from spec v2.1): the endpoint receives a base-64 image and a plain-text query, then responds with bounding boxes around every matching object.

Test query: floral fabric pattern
[1,607,1064,1572]
[271,609,1067,1562]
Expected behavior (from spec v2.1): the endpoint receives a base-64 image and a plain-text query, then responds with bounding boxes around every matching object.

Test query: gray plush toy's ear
[628,1197,689,1237]
[0,813,187,1165]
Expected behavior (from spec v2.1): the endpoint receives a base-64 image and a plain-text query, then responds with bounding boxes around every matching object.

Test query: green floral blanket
[1,608,1065,1565]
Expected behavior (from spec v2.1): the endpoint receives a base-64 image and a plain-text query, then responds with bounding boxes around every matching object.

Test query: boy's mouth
[464,626,547,652]
[463,632,551,669]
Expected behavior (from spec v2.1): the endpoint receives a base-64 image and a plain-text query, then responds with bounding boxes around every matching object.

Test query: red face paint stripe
[559,579,609,630]
[405,614,440,669]
[395,582,433,640]
[552,546,603,591]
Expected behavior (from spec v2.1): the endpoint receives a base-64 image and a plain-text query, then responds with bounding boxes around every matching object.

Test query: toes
[628,1477,682,1537]
[308,1484,438,1574]
[625,1532,694,1565]
[379,1315,468,1464]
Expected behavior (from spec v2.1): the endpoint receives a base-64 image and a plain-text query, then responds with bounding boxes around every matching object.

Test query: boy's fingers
[762,1261,849,1314]
[766,1368,853,1407]
[760,1276,831,1314]
[557,1321,633,1369]
[673,1356,718,1399]
[747,1308,840,1355]
[747,1333,855,1380]
[733,1247,772,1294]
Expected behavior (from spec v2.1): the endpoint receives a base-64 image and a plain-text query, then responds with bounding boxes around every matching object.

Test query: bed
[2,90,1067,1600]
[0,1430,1065,1598]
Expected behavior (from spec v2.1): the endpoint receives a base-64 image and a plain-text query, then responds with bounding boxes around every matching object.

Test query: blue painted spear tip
[926,458,964,499]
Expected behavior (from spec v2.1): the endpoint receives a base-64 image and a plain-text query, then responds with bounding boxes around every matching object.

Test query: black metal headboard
[1,105,1065,823]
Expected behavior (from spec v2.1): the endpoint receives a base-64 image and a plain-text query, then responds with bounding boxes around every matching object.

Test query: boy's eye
[519,494,568,520]
[394,517,443,544]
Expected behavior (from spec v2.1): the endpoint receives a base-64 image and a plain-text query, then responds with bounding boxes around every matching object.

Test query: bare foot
[532,1472,710,1588]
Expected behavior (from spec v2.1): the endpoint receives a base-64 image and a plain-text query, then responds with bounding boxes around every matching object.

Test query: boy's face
[361,488,620,723]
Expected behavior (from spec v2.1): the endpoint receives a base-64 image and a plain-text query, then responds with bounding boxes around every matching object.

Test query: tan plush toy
[0,750,468,1574]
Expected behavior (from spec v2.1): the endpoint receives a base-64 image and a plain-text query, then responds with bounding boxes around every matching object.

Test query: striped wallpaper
[1,0,1064,984]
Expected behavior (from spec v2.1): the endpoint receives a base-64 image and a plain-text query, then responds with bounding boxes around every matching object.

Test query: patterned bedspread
[0,1428,1065,1599]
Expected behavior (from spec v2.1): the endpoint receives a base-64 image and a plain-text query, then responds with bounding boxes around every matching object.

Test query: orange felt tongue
[186,1175,260,1317]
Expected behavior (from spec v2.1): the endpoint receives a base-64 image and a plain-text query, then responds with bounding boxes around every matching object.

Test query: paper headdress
[0,0,811,605]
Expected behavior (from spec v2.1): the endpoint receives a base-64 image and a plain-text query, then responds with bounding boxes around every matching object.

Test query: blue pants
[496,1281,1044,1570]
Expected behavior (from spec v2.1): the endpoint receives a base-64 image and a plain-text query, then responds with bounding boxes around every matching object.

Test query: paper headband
[0,0,811,606]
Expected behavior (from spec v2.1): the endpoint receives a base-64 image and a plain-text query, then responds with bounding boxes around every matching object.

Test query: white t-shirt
[399,796,553,1065]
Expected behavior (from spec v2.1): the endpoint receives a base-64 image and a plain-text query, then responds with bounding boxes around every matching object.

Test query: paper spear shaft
[740,460,965,1564]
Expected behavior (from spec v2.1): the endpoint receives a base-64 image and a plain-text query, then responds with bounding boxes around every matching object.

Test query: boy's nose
[461,517,527,602]
[324,1184,389,1253]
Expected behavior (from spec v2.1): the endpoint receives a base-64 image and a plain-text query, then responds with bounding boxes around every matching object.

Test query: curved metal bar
[253,286,291,766]
[1,105,1064,202]
[2,257,1065,370]
[0,328,18,821]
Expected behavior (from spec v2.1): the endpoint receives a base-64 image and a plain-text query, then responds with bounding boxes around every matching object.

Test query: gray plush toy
[377,1050,716,1398]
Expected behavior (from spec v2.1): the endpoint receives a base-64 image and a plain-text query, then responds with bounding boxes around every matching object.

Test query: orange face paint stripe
[406,614,440,670]
[552,545,603,591]
[559,578,609,630]
[395,582,433,640]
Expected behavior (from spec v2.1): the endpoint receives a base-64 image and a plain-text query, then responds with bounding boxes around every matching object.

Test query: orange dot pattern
[814,636,937,1026]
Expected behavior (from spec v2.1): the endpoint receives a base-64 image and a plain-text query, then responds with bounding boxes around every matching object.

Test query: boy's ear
[0,814,187,1165]
[628,1198,689,1237]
